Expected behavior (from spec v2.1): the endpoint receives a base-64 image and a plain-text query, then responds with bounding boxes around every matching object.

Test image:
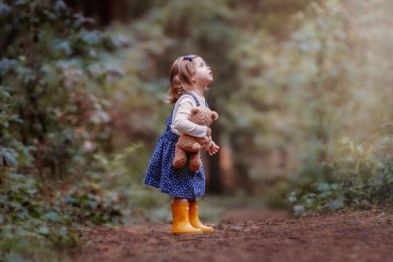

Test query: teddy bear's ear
[211,111,219,120]
[191,107,200,115]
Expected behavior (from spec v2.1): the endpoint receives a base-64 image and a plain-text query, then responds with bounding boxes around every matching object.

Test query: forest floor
[70,207,393,262]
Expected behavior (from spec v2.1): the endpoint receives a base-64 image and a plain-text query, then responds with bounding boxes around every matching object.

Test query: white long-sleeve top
[170,90,208,138]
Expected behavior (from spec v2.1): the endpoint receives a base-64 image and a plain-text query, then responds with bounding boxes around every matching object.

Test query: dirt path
[71,209,393,262]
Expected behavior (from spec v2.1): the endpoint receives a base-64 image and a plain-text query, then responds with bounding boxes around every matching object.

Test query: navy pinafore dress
[143,92,209,199]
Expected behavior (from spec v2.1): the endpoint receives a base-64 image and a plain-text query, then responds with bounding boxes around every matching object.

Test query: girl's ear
[191,107,200,115]
[211,111,219,120]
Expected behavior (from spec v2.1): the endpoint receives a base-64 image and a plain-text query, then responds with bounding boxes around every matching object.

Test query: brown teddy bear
[173,106,219,172]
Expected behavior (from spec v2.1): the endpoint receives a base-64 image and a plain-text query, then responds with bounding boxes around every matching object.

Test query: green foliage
[0,0,128,178]
[0,170,80,261]
[0,0,132,259]
[85,143,171,217]
[281,0,393,216]
[288,133,393,216]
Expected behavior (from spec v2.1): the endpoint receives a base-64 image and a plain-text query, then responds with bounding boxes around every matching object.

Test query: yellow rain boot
[171,201,203,234]
[189,201,214,233]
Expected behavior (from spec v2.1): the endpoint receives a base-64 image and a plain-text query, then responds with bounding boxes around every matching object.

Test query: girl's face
[192,57,213,87]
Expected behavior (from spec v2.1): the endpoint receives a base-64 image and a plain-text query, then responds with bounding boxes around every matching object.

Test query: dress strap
[185,91,211,107]
[184,92,200,107]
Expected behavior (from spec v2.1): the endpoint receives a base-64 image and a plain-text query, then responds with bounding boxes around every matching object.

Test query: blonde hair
[166,54,199,104]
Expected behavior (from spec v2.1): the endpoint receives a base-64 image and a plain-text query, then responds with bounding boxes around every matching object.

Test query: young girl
[144,54,219,234]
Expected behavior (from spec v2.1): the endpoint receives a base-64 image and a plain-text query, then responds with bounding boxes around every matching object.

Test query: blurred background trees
[1,0,392,258]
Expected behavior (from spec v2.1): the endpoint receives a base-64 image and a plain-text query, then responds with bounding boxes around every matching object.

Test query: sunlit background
[1,0,392,259]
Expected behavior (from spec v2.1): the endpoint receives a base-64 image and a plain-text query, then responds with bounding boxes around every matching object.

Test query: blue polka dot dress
[143,92,209,199]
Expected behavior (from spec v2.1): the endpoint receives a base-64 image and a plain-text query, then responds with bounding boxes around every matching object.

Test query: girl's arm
[172,97,208,138]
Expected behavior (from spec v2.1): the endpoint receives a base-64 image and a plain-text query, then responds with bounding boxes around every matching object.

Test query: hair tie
[183,56,193,62]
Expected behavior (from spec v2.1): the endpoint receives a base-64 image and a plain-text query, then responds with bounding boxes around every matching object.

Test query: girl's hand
[207,142,220,156]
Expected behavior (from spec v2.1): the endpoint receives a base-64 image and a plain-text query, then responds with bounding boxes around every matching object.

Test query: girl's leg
[173,197,188,203]
[171,197,202,234]
[188,198,214,233]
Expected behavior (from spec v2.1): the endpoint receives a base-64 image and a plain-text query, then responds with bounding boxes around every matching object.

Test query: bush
[288,132,393,216]
[0,0,132,258]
